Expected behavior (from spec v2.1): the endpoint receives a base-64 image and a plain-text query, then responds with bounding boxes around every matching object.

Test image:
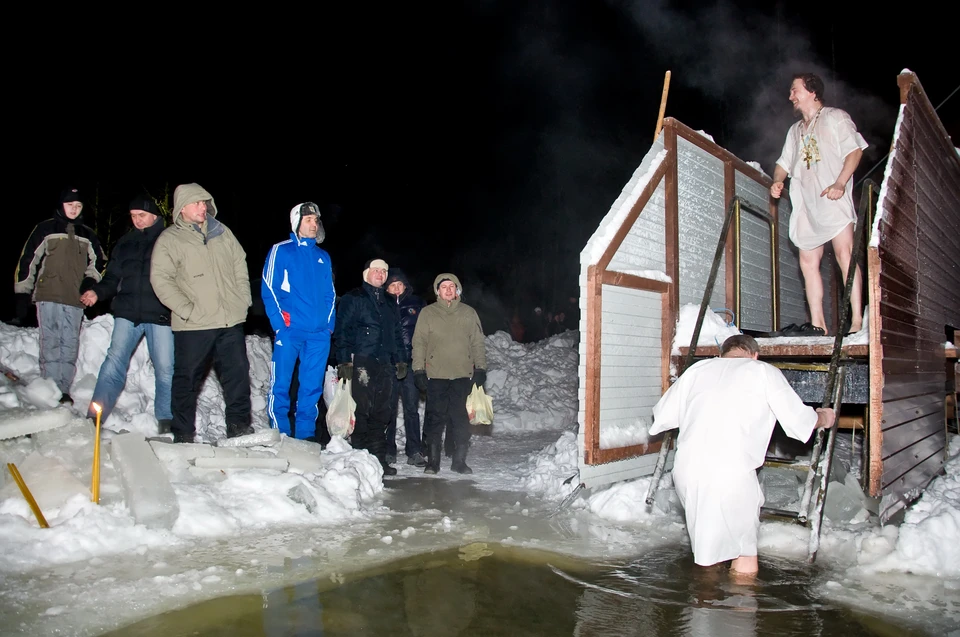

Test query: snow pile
[0,317,274,439]
[856,434,960,577]
[516,430,579,500]
[670,303,741,355]
[483,330,579,432]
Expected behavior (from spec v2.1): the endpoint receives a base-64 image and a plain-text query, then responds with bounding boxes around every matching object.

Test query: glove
[396,362,408,380]
[337,362,353,380]
[414,371,428,392]
[14,293,32,323]
[471,368,486,389]
[281,310,291,327]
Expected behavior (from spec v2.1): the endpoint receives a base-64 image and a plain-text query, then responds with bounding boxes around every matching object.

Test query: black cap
[60,187,81,203]
[128,196,161,216]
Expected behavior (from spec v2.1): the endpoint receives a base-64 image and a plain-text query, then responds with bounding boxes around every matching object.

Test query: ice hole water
[102,545,924,636]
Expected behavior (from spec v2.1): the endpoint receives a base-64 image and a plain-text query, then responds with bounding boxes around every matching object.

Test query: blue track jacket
[262,234,336,336]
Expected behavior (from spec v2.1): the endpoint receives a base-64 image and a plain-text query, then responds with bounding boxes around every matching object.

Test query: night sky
[6,2,956,335]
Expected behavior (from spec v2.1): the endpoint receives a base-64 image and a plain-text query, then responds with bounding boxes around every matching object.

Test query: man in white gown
[650,335,836,575]
[770,72,868,335]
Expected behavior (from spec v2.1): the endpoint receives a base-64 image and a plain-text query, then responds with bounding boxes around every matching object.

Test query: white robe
[650,358,817,566]
[776,107,868,250]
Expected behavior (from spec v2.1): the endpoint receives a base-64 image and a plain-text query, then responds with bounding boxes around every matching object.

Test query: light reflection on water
[105,544,928,637]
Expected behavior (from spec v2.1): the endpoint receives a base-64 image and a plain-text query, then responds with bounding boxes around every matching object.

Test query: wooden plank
[601,270,670,293]
[597,160,670,272]
[881,434,946,491]
[592,440,663,463]
[583,265,602,465]
[881,415,945,459]
[880,393,947,429]
[867,248,884,497]
[724,161,737,326]
[678,343,869,358]
[664,119,774,186]
[663,128,680,395]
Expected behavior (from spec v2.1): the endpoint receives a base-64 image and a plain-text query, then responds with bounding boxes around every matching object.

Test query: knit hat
[60,187,81,204]
[128,196,161,216]
[362,258,389,284]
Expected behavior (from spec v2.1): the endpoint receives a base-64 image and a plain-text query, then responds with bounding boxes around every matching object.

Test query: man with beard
[771,73,868,335]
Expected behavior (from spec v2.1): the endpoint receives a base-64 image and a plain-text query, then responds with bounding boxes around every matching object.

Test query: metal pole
[808,366,846,563]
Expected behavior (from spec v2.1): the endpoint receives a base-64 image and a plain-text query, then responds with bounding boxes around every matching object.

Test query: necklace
[800,106,823,169]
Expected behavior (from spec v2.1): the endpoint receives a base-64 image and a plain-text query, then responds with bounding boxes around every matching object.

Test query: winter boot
[378,455,398,476]
[451,445,473,474]
[226,422,255,438]
[157,419,173,435]
[425,440,442,474]
[59,393,74,405]
[173,431,196,444]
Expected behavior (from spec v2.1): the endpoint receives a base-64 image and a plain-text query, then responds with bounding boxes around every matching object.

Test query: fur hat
[362,258,389,284]
[289,201,324,240]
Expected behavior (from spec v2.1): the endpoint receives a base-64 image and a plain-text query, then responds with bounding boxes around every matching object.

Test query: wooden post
[653,71,671,142]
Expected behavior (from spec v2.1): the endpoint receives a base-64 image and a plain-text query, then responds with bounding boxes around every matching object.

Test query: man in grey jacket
[150,183,253,443]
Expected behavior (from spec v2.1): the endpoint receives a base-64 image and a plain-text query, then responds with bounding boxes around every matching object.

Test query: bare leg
[798,245,827,334]
[730,554,758,575]
[831,225,863,333]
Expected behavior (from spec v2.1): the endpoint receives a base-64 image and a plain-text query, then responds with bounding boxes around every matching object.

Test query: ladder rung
[760,507,808,524]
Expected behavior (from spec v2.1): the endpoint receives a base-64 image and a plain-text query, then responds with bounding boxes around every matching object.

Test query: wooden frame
[583,119,781,465]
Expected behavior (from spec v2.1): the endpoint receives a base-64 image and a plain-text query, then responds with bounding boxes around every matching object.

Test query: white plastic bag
[326,378,356,438]
[466,384,494,425]
[322,365,339,408]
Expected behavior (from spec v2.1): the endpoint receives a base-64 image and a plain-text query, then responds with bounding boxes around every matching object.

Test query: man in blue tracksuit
[262,202,336,440]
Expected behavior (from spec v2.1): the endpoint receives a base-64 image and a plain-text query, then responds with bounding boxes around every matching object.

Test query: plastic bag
[466,384,494,425]
[322,365,339,408]
[326,378,356,438]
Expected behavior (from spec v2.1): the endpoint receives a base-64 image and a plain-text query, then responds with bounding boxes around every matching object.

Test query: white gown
[776,107,868,250]
[650,358,817,566]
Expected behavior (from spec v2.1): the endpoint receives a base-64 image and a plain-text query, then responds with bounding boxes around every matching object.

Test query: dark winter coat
[92,216,171,326]
[15,209,106,307]
[385,269,425,363]
[333,282,405,366]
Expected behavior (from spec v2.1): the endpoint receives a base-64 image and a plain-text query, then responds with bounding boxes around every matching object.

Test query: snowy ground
[0,317,957,635]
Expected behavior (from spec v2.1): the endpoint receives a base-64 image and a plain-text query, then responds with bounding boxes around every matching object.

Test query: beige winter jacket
[412,273,486,379]
[150,183,252,331]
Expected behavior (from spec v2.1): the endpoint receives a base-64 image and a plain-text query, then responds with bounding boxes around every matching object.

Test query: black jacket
[92,217,171,325]
[384,269,425,363]
[333,282,404,366]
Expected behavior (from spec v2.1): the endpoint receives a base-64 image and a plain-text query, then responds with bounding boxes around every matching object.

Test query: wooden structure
[576,72,958,521]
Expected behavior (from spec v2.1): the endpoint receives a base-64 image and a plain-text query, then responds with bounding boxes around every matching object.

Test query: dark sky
[6,1,956,333]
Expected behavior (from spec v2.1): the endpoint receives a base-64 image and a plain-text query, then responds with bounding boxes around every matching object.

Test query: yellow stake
[91,402,102,504]
[654,70,672,142]
[7,463,49,528]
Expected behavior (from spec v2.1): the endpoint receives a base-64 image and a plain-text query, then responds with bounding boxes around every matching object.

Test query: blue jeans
[89,317,174,423]
[387,369,422,457]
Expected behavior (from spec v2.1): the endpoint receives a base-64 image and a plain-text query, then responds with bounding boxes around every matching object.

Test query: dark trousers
[171,325,251,436]
[350,355,394,462]
[423,377,472,455]
[387,370,422,458]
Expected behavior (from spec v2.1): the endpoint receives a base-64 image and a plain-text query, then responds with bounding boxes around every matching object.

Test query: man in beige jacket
[412,273,486,474]
[150,183,253,443]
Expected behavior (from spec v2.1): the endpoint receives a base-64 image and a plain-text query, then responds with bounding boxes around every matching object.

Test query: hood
[433,272,462,299]
[171,183,218,224]
[385,268,412,293]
